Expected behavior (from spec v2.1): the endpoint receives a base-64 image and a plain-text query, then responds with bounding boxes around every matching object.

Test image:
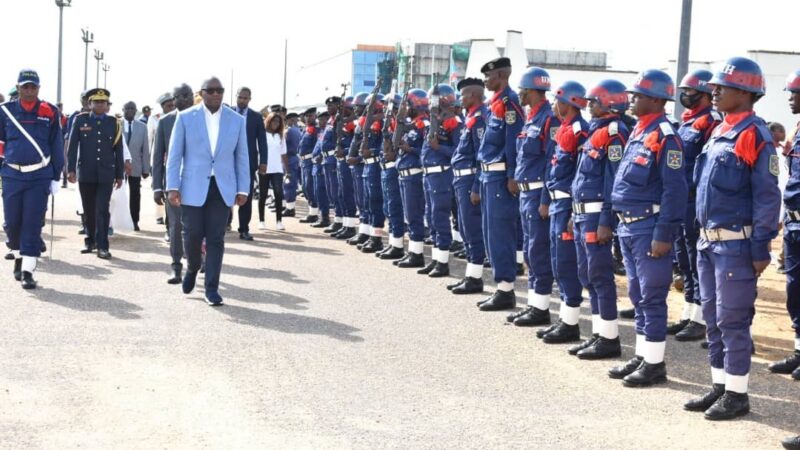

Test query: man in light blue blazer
[166,77,250,306]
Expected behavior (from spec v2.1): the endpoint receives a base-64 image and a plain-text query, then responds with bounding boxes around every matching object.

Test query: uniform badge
[549,127,558,141]
[769,154,780,177]
[476,127,485,140]
[667,149,683,169]
[505,110,516,125]
[608,145,622,162]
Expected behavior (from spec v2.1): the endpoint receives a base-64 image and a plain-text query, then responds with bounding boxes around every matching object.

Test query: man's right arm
[152,118,167,192]
[67,117,81,174]
[165,113,185,193]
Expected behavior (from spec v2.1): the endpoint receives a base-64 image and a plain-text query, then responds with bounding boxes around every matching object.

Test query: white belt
[518,181,544,192]
[399,168,424,178]
[323,149,337,157]
[423,165,451,175]
[787,210,800,222]
[572,201,603,214]
[481,162,506,172]
[616,204,661,224]
[300,154,313,161]
[453,167,477,177]
[700,226,752,242]
[363,157,379,164]
[548,189,571,200]
[381,161,396,169]
[5,157,51,173]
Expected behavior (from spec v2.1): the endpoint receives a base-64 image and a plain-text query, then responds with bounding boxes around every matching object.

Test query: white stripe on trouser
[560,303,580,326]
[309,207,319,216]
[711,367,726,385]
[599,319,619,339]
[371,227,383,237]
[465,263,483,279]
[528,290,550,310]
[437,250,449,264]
[21,256,37,272]
[359,224,370,235]
[681,302,692,321]
[592,314,600,335]
[497,281,514,292]
[635,334,646,357]
[389,236,404,248]
[286,202,296,210]
[726,373,749,394]
[691,303,705,325]
[516,250,524,264]
[334,216,343,224]
[641,340,666,364]
[409,240,424,254]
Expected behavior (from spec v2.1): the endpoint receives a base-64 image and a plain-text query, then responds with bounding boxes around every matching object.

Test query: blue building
[351,45,396,95]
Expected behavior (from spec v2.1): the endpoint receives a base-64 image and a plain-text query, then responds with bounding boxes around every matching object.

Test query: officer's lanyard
[0,103,48,163]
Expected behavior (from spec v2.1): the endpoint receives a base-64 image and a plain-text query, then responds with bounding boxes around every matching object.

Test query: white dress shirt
[265,132,287,174]
[204,104,221,176]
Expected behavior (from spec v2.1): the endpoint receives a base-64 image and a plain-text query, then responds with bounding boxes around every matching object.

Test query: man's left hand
[259,164,267,175]
[124,160,132,176]
[235,194,248,206]
[142,173,149,180]
[753,259,770,277]
[649,240,671,258]
[115,178,123,189]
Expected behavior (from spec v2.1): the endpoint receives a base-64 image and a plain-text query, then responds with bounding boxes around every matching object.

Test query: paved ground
[0,185,798,449]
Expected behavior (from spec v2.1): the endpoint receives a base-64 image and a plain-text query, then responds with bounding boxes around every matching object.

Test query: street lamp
[94,49,104,88]
[81,28,94,91]
[55,0,72,104]
[101,63,110,88]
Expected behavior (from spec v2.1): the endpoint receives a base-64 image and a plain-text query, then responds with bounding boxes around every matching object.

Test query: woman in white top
[258,113,288,230]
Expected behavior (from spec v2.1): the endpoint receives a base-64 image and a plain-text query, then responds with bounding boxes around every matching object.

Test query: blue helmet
[353,92,369,106]
[679,69,714,94]
[518,66,551,91]
[584,79,628,113]
[428,84,456,108]
[786,68,800,93]
[387,92,402,109]
[628,69,675,101]
[342,95,355,109]
[709,57,765,96]
[554,81,587,109]
[366,93,386,111]
[406,88,429,111]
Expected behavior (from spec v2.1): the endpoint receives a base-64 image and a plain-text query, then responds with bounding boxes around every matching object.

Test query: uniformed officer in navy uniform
[374,93,406,258]
[475,57,525,311]
[685,57,780,421]
[0,69,64,289]
[298,107,320,224]
[67,88,124,259]
[607,70,687,387]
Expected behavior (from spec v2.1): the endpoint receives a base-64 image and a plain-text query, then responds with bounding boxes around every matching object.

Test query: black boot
[619,308,635,319]
[21,271,37,290]
[311,218,331,228]
[782,435,800,450]
[393,253,410,266]
[451,277,483,295]
[428,262,449,278]
[168,263,182,285]
[536,322,560,339]
[513,307,551,327]
[379,246,405,260]
[675,321,706,341]
[608,356,643,379]
[299,215,318,224]
[13,258,22,282]
[792,366,800,381]
[324,222,343,234]
[416,259,436,275]
[4,251,14,261]
[348,233,369,246]
[80,238,95,254]
[623,361,667,387]
[542,322,581,344]
[447,278,466,291]
[666,318,690,335]
[769,350,800,374]
[569,335,599,356]
[449,241,464,253]
[478,290,515,311]
[507,306,532,323]
[577,337,622,360]
[684,384,725,412]
[282,208,296,217]
[336,227,357,240]
[704,391,750,421]
[397,252,424,268]
[454,250,467,260]
[361,236,383,254]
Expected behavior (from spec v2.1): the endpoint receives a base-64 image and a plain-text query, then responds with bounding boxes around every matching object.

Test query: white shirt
[265,131,286,174]
[203,104,221,176]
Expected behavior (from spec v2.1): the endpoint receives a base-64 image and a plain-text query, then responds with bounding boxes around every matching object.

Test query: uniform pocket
[621,160,650,186]
[710,153,746,193]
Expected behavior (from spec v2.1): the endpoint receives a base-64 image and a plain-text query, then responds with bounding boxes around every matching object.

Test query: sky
[2,0,798,113]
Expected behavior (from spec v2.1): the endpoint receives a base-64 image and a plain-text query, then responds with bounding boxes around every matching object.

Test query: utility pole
[55,0,72,104]
[674,0,693,117]
[282,39,288,107]
[82,28,94,91]
[102,63,110,88]
[94,49,104,88]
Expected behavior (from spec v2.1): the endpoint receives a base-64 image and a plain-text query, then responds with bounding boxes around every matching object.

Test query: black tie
[126,121,132,145]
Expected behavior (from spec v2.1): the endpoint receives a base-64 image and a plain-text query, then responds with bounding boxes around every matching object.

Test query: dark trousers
[1,177,49,257]
[79,182,113,251]
[620,232,672,342]
[480,178,519,283]
[166,201,183,264]
[236,171,256,233]
[128,176,141,225]
[258,173,284,222]
[674,202,700,304]
[575,215,616,319]
[786,229,800,337]
[519,190,552,294]
[182,178,229,293]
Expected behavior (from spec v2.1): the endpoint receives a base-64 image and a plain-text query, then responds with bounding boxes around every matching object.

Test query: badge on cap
[608,145,622,162]
[667,149,682,169]
[770,154,780,177]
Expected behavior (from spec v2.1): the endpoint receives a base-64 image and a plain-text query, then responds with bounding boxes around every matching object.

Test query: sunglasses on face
[203,88,224,95]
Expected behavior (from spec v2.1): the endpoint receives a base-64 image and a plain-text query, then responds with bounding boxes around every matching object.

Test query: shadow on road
[32,287,143,320]
[223,264,309,285]
[219,282,309,310]
[213,303,364,342]
[42,258,113,281]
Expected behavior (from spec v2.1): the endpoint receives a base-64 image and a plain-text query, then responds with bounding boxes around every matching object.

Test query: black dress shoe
[348,233,369,246]
[282,208,296,217]
[447,278,466,291]
[701,340,709,349]
[577,337,622,360]
[666,318,690,335]
[623,361,667,387]
[449,241,464,253]
[782,435,800,450]
[361,236,383,254]
[452,277,483,295]
[428,262,449,278]
[609,356,643,379]
[397,252,425,268]
[613,259,626,276]
[675,321,706,341]
[424,237,434,245]
[542,322,581,344]
[78,227,86,235]
[13,258,22,282]
[379,246,405,260]
[514,307,551,327]
[483,259,491,268]
[239,232,254,241]
[182,270,198,294]
[619,308,635,319]
[336,227,357,240]
[792,366,800,381]
[704,391,749,420]
[133,224,140,232]
[684,384,725,412]
[393,254,410,266]
[478,290,515,311]
[80,240,95,254]
[569,335,598,355]
[769,350,800,374]
[168,263,182,285]
[97,249,112,259]
[4,252,14,261]
[299,215,318,224]
[21,271,37,290]
[324,222,343,233]
[416,260,436,275]
[311,219,331,228]
[536,322,560,339]
[516,263,525,276]
[507,306,532,323]
[156,217,164,225]
[454,250,467,260]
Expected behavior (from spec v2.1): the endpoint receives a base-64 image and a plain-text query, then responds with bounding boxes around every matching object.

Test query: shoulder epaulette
[659,121,674,136]
[608,121,619,136]
[710,110,723,122]
[572,121,582,135]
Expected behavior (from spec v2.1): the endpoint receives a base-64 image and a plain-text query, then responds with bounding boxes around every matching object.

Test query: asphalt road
[0,186,797,449]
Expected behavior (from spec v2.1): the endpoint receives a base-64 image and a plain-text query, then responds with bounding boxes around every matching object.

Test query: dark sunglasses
[203,88,225,95]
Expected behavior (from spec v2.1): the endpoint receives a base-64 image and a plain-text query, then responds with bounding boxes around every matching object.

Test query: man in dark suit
[152,83,194,284]
[228,86,268,240]
[122,101,151,231]
[67,88,124,259]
